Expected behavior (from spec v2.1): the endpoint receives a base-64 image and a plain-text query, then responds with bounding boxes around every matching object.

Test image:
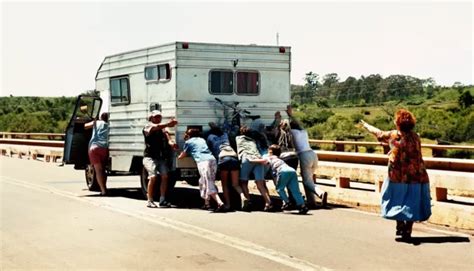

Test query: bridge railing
[1,132,473,229]
[308,139,474,157]
[0,132,65,141]
[1,132,473,169]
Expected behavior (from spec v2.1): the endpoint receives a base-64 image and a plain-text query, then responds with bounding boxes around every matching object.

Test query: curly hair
[395,109,416,132]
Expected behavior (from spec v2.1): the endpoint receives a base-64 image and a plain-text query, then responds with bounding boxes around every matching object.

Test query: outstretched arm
[249,158,268,165]
[285,105,304,130]
[177,151,187,159]
[84,120,95,130]
[359,120,391,142]
[143,118,178,136]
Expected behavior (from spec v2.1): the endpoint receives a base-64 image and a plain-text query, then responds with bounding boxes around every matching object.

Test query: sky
[1,0,473,97]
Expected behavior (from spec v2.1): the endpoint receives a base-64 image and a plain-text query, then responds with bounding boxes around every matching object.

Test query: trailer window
[236,71,259,95]
[145,66,158,81]
[110,76,130,104]
[145,64,171,81]
[210,70,233,94]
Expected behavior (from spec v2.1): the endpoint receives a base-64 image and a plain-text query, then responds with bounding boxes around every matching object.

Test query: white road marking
[1,176,331,271]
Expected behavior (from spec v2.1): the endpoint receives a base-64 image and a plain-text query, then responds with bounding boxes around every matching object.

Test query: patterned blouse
[375,130,429,184]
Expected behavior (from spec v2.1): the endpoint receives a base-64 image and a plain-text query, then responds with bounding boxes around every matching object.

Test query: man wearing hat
[142,110,178,208]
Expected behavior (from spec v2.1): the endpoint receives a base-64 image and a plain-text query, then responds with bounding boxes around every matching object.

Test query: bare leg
[405,221,414,236]
[220,170,231,208]
[147,175,156,201]
[94,163,107,194]
[256,181,272,206]
[209,192,224,206]
[240,180,250,200]
[396,220,405,236]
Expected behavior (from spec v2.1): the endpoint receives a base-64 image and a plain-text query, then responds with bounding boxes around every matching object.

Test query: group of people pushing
[143,105,328,214]
[86,106,431,239]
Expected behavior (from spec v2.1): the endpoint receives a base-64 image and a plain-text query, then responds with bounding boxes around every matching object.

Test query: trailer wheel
[85,164,100,191]
[140,167,177,200]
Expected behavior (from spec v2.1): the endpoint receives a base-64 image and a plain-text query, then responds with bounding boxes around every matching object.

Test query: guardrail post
[375,179,383,193]
[435,187,448,201]
[336,177,350,188]
[335,143,345,152]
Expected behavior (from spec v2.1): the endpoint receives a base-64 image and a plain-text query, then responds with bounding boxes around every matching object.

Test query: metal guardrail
[1,134,473,172]
[309,139,474,158]
[0,132,65,140]
[308,139,474,151]
[1,133,472,150]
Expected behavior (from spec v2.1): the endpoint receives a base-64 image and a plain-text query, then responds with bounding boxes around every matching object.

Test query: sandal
[201,204,212,211]
[214,204,228,213]
[263,204,274,212]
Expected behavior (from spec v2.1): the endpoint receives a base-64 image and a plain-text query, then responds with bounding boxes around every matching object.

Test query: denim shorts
[239,158,265,181]
[218,156,240,171]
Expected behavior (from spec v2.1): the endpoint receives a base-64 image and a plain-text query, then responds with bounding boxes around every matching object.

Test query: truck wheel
[85,164,100,191]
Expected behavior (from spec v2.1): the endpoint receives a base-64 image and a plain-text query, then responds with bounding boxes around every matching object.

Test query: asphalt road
[1,157,473,270]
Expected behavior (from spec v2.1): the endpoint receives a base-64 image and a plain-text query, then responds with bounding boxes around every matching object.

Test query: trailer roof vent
[182,43,189,49]
[279,47,285,53]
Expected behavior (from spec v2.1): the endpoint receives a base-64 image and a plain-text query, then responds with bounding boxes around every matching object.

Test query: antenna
[276,32,279,46]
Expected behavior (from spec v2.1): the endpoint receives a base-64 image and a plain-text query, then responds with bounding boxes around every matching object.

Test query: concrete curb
[242,179,474,232]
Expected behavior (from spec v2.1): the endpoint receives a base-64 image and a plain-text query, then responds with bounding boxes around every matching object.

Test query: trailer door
[63,95,102,169]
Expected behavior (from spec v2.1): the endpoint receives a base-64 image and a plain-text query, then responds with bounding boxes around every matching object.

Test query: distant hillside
[0,96,76,133]
[289,73,473,158]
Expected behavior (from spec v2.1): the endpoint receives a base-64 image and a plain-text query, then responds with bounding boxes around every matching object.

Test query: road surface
[1,157,472,270]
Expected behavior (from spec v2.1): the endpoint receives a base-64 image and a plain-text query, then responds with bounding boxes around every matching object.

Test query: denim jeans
[298,150,324,202]
[277,168,304,206]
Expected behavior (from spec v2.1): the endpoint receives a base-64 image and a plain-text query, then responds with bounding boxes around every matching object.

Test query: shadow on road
[396,236,471,246]
[81,185,351,214]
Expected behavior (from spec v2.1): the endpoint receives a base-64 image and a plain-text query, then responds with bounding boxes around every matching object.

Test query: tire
[85,164,100,191]
[140,167,177,200]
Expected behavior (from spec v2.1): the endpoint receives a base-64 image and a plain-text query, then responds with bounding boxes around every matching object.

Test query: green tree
[458,90,473,108]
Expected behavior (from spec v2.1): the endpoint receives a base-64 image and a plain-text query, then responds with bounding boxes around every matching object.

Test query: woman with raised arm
[84,112,110,196]
[360,109,431,240]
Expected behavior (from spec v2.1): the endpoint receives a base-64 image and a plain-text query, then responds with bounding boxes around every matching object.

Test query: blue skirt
[381,178,432,221]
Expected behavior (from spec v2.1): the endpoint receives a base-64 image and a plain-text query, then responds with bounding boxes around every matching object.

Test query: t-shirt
[236,135,261,160]
[184,137,215,163]
[265,155,294,177]
[142,124,172,160]
[207,133,230,159]
[290,129,312,153]
[89,120,109,148]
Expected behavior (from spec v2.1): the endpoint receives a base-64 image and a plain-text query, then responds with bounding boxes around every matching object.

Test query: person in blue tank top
[84,112,109,196]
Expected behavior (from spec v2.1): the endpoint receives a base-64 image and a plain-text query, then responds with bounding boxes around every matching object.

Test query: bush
[446,150,474,159]
[350,113,364,124]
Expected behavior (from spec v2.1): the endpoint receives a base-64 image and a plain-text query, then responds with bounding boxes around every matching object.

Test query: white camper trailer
[64,41,291,196]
